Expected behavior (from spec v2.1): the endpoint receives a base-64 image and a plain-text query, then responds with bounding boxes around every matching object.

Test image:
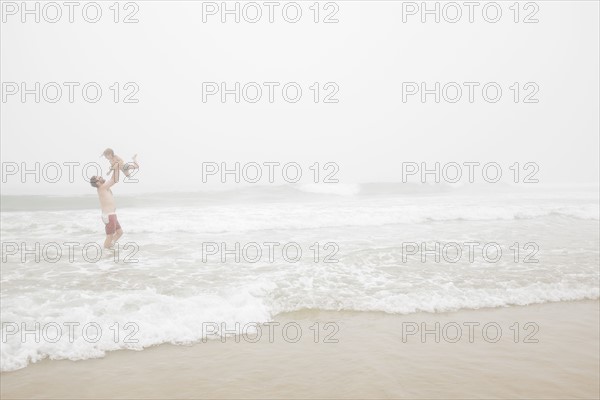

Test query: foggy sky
[1,1,599,194]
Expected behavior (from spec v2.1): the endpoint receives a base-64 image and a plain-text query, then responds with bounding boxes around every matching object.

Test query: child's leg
[122,155,139,177]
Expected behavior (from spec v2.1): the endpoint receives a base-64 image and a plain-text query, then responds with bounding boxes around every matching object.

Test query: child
[102,148,139,179]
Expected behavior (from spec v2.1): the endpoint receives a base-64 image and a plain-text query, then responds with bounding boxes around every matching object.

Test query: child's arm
[106,160,120,176]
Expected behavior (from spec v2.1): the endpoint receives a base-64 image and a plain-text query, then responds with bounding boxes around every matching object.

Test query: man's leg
[104,216,115,249]
[112,229,123,246]
[104,234,114,249]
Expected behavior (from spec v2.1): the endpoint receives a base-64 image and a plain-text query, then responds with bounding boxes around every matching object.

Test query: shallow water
[1,186,599,371]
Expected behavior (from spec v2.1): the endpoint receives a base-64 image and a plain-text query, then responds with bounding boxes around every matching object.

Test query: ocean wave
[3,184,598,212]
[2,202,598,239]
[1,281,597,372]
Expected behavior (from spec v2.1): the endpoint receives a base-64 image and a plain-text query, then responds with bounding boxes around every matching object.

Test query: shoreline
[2,300,599,399]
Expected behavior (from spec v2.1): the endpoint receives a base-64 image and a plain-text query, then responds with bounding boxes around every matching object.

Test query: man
[90,173,123,249]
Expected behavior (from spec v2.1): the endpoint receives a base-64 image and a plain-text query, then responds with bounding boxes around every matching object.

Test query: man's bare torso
[97,187,116,214]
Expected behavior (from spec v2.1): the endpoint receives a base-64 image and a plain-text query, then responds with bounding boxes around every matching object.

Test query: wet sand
[1,300,598,399]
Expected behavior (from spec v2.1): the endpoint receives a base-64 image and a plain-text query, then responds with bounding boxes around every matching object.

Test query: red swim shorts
[104,214,122,235]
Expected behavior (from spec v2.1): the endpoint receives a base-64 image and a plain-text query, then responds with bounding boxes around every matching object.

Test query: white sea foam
[2,278,597,372]
[2,198,597,237]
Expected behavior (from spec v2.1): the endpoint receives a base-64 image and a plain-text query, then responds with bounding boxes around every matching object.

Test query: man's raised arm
[101,169,118,189]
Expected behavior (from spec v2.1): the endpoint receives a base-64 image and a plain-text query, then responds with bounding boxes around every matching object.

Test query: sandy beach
[2,300,598,399]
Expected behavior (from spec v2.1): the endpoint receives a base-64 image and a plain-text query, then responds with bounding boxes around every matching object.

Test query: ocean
[1,184,598,372]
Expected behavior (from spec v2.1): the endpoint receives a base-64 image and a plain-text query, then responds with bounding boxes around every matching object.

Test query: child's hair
[103,148,115,157]
[90,176,100,188]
